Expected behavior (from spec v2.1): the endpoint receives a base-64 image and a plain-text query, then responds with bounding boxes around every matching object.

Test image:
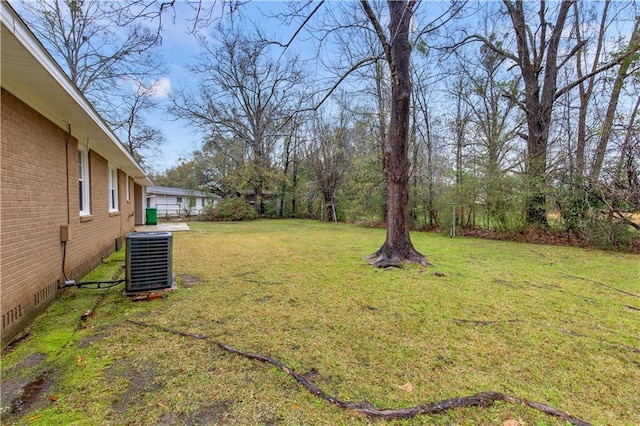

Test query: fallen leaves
[397,381,414,392]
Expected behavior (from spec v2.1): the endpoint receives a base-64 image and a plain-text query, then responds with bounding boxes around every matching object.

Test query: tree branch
[360,0,394,82]
[299,55,383,113]
[270,0,325,54]
[461,34,519,63]
[555,27,640,100]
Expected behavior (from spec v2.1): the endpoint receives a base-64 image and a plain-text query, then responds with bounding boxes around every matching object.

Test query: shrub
[201,197,257,221]
[579,214,637,251]
[262,199,278,218]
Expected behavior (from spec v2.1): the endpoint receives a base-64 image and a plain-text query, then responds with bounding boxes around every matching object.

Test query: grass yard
[2,219,639,425]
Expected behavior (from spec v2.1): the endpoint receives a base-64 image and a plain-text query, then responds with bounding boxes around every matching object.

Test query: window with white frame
[109,165,119,212]
[78,148,90,215]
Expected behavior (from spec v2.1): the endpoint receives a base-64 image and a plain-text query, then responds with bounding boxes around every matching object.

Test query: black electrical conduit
[59,279,125,290]
[59,123,125,292]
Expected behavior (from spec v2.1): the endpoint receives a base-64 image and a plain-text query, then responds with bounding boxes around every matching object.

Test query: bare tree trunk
[591,17,640,181]
[374,59,389,222]
[291,135,299,216]
[425,108,436,228]
[414,73,437,227]
[363,0,427,267]
[617,96,640,185]
[453,79,467,229]
[524,107,551,226]
[504,0,574,226]
[573,1,610,177]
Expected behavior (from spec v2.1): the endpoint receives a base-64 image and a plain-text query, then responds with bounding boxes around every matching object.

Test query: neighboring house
[147,186,219,218]
[1,3,153,346]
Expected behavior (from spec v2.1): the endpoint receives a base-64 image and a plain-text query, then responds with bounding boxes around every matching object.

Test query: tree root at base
[126,320,591,425]
[366,249,429,268]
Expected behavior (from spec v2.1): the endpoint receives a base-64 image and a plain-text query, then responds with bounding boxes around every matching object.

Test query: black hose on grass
[60,279,125,290]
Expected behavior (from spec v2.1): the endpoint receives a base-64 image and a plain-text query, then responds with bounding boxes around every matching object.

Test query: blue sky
[145,2,201,172]
[147,1,302,172]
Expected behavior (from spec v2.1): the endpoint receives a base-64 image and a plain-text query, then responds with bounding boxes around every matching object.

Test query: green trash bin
[146,207,157,225]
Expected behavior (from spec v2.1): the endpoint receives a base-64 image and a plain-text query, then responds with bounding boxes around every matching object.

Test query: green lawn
[2,219,639,425]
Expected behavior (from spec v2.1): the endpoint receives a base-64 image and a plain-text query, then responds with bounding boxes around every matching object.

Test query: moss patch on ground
[2,220,639,425]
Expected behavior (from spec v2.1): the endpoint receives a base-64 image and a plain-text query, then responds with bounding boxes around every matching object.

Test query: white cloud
[147,77,172,99]
[122,76,172,99]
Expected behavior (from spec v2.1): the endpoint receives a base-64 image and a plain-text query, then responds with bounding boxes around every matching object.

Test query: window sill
[109,211,121,217]
[80,215,94,222]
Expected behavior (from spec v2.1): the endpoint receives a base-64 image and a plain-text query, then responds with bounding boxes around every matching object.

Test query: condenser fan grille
[126,232,173,292]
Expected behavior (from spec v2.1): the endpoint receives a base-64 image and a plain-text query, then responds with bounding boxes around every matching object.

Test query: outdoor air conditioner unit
[126,232,173,293]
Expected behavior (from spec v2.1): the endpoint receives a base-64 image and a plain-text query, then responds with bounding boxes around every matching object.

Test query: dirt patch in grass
[106,360,162,414]
[4,352,47,374]
[179,274,202,288]
[2,332,32,354]
[1,372,55,419]
[254,294,274,303]
[0,352,51,419]
[76,334,106,348]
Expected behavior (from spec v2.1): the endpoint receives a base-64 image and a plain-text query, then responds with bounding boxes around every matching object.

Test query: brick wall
[1,89,137,346]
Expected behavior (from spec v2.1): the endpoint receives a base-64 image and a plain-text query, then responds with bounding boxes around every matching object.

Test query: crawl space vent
[126,232,173,293]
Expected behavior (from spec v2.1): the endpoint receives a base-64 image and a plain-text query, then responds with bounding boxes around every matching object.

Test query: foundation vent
[2,304,23,330]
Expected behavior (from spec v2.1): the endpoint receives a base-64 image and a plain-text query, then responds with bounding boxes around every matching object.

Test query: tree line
[19,1,640,255]
[157,1,639,250]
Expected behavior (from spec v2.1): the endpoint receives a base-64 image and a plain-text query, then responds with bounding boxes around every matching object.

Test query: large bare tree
[304,108,353,222]
[18,0,165,163]
[113,83,167,166]
[503,0,575,226]
[360,0,427,266]
[477,1,640,226]
[170,26,303,213]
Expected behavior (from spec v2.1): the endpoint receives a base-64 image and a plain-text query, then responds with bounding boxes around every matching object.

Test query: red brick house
[1,2,152,346]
